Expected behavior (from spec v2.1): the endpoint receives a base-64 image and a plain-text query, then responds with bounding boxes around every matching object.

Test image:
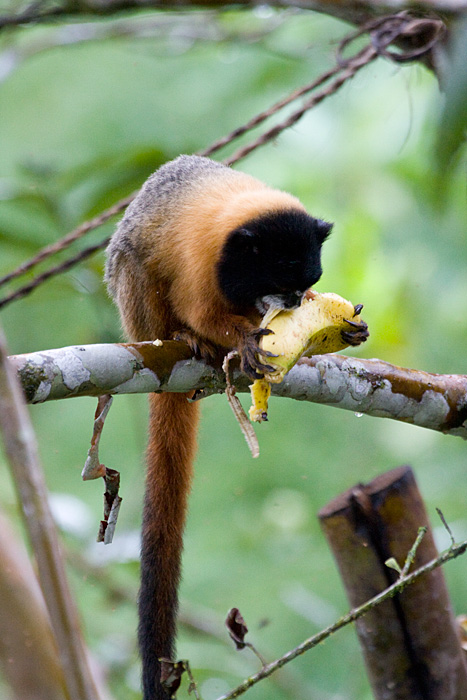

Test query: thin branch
[0,4,64,29]
[437,507,456,546]
[0,11,446,306]
[0,197,132,290]
[67,547,314,700]
[200,58,344,159]
[0,0,464,32]
[215,537,467,700]
[8,341,467,439]
[399,526,427,578]
[223,351,259,458]
[225,43,377,165]
[0,35,368,300]
[0,11,283,80]
[400,526,428,578]
[0,325,108,700]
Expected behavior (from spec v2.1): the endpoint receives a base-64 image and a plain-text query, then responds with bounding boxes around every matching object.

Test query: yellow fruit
[248,379,271,423]
[249,292,367,422]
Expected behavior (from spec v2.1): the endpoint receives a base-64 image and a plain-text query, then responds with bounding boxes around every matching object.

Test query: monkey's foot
[340,319,369,347]
[240,328,278,381]
[173,330,218,362]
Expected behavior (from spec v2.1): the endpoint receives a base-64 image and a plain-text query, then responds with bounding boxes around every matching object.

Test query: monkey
[105,154,333,699]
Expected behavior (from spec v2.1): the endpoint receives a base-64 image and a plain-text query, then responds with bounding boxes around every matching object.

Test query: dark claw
[261,349,279,358]
[344,318,361,329]
[174,330,217,361]
[248,368,264,380]
[255,327,274,337]
[252,328,278,359]
[341,321,369,347]
[353,304,363,317]
[242,355,277,379]
[342,332,366,346]
[242,360,267,380]
[240,327,280,380]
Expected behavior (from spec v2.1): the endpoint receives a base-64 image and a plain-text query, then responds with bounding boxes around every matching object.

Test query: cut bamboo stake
[319,465,467,700]
[0,325,107,700]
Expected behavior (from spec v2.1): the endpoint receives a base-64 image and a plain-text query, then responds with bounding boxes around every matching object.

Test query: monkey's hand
[239,328,279,381]
[249,292,368,422]
[340,311,369,347]
[173,329,219,363]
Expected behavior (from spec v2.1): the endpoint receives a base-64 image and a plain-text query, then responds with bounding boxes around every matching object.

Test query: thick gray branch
[9,341,467,439]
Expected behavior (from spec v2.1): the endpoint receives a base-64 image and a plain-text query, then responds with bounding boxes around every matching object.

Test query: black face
[217,209,332,315]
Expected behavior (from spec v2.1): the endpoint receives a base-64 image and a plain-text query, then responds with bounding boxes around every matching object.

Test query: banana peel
[249,292,368,422]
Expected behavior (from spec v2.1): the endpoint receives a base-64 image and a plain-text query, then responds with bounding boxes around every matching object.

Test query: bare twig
[182,660,201,699]
[98,467,123,544]
[225,44,377,165]
[400,526,427,578]
[82,394,113,481]
[0,12,289,83]
[222,351,259,458]
[81,395,123,543]
[437,507,456,546]
[0,45,356,300]
[215,537,467,700]
[0,236,112,308]
[0,325,107,700]
[0,0,464,31]
[0,12,447,307]
[0,197,132,291]
[199,60,344,159]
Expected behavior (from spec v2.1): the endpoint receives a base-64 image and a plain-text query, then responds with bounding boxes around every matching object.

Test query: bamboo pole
[319,465,467,700]
[0,326,107,700]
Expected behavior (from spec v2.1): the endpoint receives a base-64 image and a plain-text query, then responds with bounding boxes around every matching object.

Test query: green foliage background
[0,9,466,699]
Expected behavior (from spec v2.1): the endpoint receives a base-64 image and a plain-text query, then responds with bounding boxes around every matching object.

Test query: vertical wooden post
[319,465,467,700]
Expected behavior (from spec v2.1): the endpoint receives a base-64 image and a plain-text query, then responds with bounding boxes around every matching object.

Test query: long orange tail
[138,392,199,699]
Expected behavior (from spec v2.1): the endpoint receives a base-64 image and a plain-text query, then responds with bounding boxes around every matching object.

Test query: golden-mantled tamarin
[105,155,332,699]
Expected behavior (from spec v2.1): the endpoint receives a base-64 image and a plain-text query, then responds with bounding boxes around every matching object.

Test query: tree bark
[9,342,467,439]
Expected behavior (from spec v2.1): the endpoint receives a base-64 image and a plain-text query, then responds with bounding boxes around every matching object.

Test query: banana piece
[249,292,367,422]
[248,378,272,423]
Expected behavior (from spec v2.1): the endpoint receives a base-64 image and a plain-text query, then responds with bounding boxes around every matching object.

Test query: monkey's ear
[316,220,333,243]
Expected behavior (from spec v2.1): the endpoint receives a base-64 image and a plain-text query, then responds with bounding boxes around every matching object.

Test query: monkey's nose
[282,291,305,309]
